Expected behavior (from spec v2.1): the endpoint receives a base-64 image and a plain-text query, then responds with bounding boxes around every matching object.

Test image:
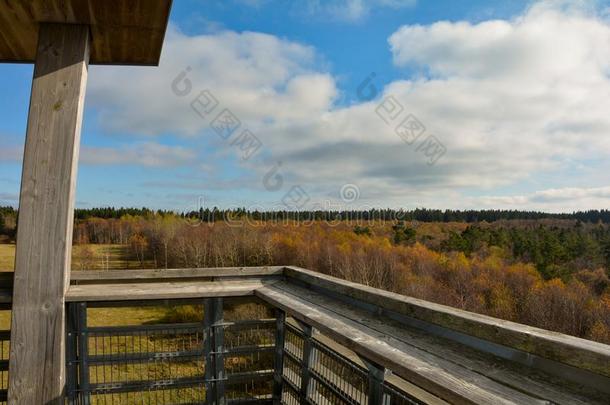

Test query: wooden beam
[284,266,610,378]
[298,322,314,401]
[204,299,214,404]
[70,266,285,284]
[8,23,90,404]
[66,279,280,302]
[256,283,555,405]
[272,310,286,405]
[260,281,610,404]
[213,298,226,405]
[0,0,172,65]
[363,359,388,405]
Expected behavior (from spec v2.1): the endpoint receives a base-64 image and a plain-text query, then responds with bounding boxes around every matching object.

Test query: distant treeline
[69,217,610,344]
[72,207,610,224]
[3,203,609,343]
[0,206,16,238]
[4,206,610,239]
[0,206,14,217]
[74,207,170,220]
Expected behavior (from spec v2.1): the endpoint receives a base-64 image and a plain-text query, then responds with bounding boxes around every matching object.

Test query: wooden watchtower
[0,2,172,402]
[1,2,610,405]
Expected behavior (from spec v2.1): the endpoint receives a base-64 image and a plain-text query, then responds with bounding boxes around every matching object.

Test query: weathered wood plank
[8,23,90,404]
[312,331,450,405]
[0,0,172,65]
[70,266,285,283]
[66,279,280,302]
[278,282,608,404]
[273,310,286,404]
[256,283,545,405]
[284,266,610,378]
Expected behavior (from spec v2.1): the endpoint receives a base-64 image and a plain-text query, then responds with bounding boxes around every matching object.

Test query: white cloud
[88,27,335,136]
[0,133,196,169]
[475,186,610,212]
[85,1,610,210]
[389,2,610,82]
[80,143,197,168]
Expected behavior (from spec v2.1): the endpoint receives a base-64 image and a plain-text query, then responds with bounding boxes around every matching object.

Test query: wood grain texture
[8,23,89,405]
[0,0,172,65]
[256,282,545,405]
[70,266,285,283]
[66,279,280,302]
[284,266,610,378]
[277,282,608,404]
[311,330,450,405]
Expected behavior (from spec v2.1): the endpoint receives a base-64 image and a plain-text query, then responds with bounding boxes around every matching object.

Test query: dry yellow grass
[0,244,15,271]
[0,243,163,327]
[72,243,153,270]
[0,243,271,402]
[0,243,150,272]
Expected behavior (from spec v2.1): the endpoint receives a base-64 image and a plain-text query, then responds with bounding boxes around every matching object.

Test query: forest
[71,207,610,223]
[0,206,609,344]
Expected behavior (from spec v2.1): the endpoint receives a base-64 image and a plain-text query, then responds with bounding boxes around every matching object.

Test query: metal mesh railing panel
[66,300,274,405]
[279,321,424,405]
[309,341,368,404]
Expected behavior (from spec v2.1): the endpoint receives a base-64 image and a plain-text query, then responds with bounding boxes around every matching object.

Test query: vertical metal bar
[364,358,389,405]
[272,310,286,404]
[204,298,215,405]
[213,297,226,405]
[299,322,314,402]
[65,303,78,405]
[77,302,91,405]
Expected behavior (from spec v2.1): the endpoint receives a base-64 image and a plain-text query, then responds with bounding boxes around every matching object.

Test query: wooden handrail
[0,264,609,403]
[283,266,610,380]
[69,266,284,284]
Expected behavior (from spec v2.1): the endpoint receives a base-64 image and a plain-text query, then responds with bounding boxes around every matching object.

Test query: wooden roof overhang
[0,0,172,65]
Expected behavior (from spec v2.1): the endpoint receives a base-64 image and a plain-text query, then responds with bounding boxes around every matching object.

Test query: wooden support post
[204,298,226,405]
[298,322,314,401]
[272,309,286,404]
[213,298,226,405]
[65,304,79,405]
[204,299,215,404]
[77,303,91,405]
[8,23,90,404]
[363,358,389,405]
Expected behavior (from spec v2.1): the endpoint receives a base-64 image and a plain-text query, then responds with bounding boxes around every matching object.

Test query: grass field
[72,243,154,270]
[0,242,271,402]
[0,244,15,271]
[0,243,163,329]
[0,243,150,272]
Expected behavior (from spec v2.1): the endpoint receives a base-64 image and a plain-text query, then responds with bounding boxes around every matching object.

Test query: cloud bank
[76,1,610,211]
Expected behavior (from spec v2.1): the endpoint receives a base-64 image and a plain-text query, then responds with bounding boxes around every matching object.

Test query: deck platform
[258,279,608,404]
[1,266,609,403]
[0,266,609,403]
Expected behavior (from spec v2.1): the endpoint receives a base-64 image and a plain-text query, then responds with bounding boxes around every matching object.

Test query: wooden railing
[0,266,609,404]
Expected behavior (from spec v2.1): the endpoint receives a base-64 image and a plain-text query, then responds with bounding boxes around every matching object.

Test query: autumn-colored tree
[66,215,610,344]
[129,234,148,267]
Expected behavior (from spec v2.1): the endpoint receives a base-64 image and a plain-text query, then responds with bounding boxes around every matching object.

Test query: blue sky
[2,0,610,212]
